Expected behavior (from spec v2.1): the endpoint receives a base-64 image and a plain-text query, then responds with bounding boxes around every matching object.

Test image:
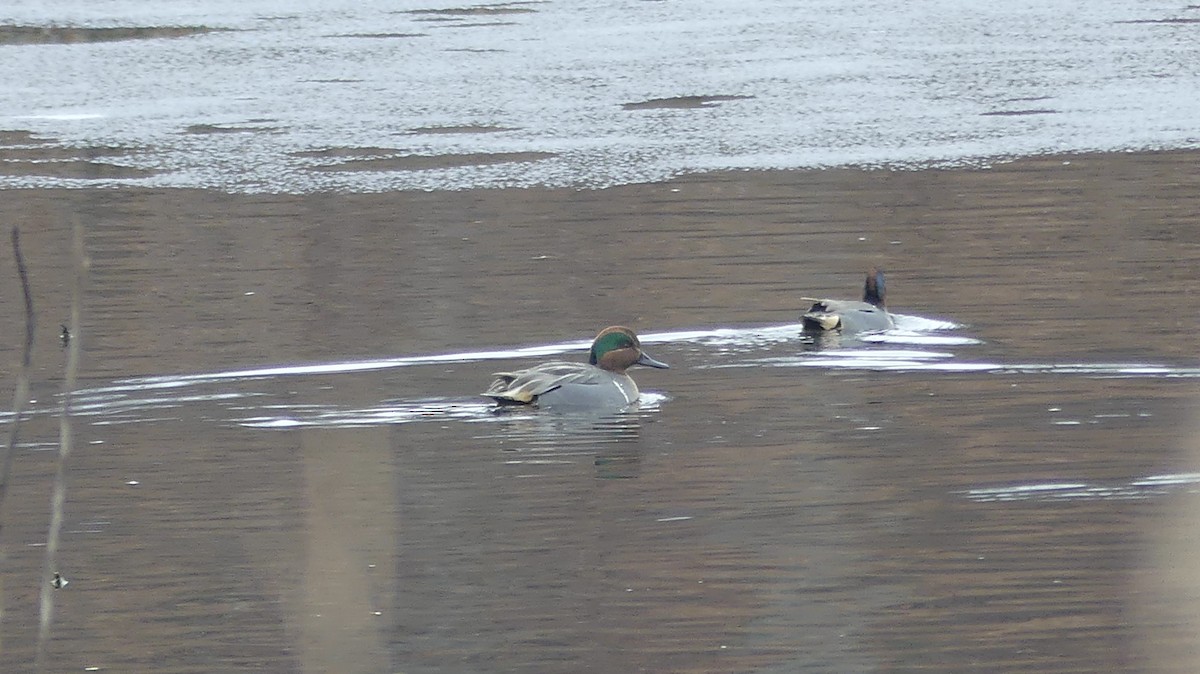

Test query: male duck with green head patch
[483,326,669,410]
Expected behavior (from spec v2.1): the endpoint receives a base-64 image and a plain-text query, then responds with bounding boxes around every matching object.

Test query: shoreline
[1,145,1197,194]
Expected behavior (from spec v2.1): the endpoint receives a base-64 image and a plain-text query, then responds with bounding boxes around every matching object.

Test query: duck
[801,269,895,334]
[483,326,669,409]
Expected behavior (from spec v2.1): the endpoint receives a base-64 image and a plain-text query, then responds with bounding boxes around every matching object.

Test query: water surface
[0,151,1198,671]
[1,0,1198,191]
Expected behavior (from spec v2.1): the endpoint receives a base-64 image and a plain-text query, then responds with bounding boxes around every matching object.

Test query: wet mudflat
[1,150,1199,672]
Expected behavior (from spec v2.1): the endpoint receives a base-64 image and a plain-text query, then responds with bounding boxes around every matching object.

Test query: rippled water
[0,151,1198,671]
[2,0,1199,191]
[58,317,1196,434]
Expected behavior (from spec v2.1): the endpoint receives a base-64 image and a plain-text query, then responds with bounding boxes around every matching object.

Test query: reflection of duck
[483,326,669,409]
[490,407,647,479]
[801,269,895,335]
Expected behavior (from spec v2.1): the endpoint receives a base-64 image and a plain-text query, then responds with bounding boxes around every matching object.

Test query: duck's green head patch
[589,327,638,365]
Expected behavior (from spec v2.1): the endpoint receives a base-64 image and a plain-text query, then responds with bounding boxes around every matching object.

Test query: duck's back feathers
[484,362,576,403]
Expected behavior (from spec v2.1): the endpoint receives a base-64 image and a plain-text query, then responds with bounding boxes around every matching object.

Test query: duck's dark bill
[636,352,670,369]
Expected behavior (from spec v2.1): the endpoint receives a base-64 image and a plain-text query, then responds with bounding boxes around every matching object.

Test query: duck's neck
[594,348,635,374]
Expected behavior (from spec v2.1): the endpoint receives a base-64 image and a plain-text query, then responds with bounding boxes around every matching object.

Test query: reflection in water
[485,404,659,480]
[1136,421,1200,669]
[294,426,395,674]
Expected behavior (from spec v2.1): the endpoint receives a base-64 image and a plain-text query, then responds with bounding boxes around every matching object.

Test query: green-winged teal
[801,269,895,334]
[483,326,669,409]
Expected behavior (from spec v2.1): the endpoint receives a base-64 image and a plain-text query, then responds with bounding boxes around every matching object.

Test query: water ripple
[963,473,1200,502]
[237,397,505,429]
[43,319,1200,433]
[77,318,965,396]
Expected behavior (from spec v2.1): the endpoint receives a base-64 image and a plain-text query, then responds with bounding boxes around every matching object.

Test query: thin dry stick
[0,226,36,652]
[36,217,85,669]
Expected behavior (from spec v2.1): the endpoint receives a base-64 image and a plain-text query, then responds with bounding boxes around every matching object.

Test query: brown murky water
[1,151,1199,672]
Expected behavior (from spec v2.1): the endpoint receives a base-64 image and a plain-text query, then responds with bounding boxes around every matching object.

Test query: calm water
[0,151,1198,671]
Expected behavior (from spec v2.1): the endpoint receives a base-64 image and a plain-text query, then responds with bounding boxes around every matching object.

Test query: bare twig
[0,226,37,652]
[36,217,85,669]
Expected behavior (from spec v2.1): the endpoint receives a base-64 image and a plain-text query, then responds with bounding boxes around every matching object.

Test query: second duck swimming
[801,269,896,335]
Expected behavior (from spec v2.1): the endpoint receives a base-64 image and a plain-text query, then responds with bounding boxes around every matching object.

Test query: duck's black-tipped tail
[862,268,886,308]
